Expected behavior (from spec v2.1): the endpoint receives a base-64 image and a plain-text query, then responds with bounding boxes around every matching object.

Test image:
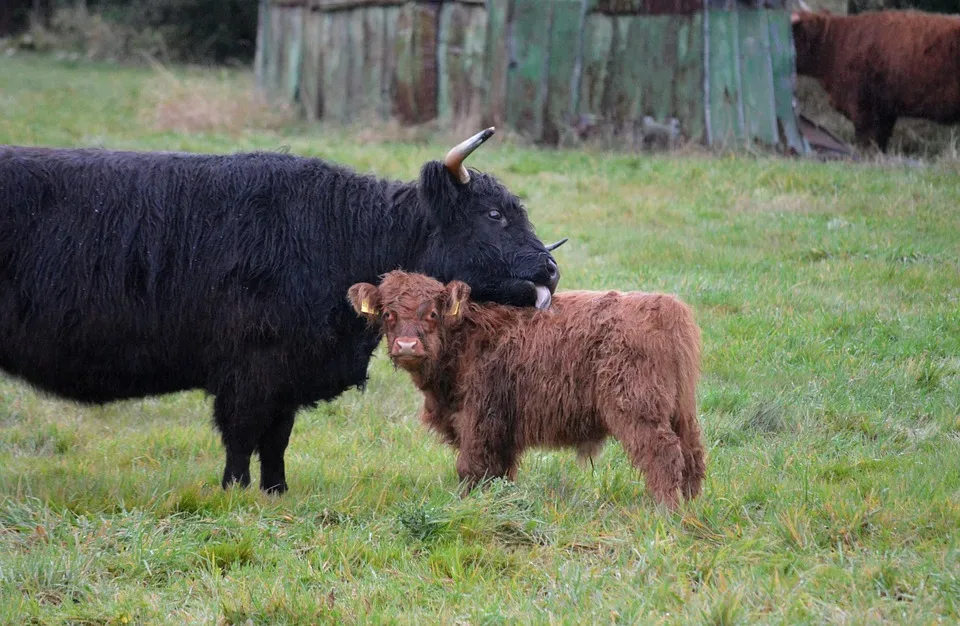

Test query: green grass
[1,53,959,624]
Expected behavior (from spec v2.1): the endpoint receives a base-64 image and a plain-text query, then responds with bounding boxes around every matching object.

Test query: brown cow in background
[792,7,960,152]
[348,271,706,511]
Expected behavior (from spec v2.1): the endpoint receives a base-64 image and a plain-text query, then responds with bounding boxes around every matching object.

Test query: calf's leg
[676,418,706,501]
[608,417,684,510]
[673,392,706,500]
[454,409,517,493]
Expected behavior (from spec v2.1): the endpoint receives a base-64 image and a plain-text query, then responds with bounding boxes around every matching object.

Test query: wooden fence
[255,0,810,153]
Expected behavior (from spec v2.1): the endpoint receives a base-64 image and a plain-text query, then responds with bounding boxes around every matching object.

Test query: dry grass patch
[138,63,295,136]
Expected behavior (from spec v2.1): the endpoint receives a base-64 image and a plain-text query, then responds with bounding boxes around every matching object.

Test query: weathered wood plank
[438,3,488,126]
[393,2,439,124]
[321,11,350,122]
[437,2,463,125]
[382,5,400,121]
[588,0,703,15]
[737,8,777,145]
[482,0,511,127]
[345,10,366,119]
[506,0,555,142]
[284,7,304,106]
[707,9,744,147]
[631,16,674,123]
[543,0,583,143]
[308,0,481,9]
[254,0,269,91]
[597,16,635,140]
[767,9,807,153]
[462,6,490,123]
[310,0,403,9]
[672,13,705,143]
[301,7,323,120]
[362,7,388,120]
[268,5,287,96]
[579,13,613,120]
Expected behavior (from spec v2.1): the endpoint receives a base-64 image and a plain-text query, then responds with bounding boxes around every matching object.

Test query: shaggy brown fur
[791,9,960,152]
[348,271,706,510]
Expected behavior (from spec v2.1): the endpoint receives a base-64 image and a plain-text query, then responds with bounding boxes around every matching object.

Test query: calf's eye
[427,310,439,321]
[487,210,502,221]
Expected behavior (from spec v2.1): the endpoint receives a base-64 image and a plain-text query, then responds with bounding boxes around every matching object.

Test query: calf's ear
[444,280,471,320]
[347,283,381,321]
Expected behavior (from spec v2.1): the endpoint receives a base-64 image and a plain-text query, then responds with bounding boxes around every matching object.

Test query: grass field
[1,53,959,625]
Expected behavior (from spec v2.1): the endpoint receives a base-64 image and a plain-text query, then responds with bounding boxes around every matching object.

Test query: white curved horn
[443,127,496,184]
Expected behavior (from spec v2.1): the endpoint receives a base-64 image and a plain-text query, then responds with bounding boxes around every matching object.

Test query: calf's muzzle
[391,337,424,358]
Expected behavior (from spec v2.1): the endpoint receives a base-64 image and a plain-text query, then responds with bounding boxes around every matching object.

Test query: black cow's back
[0,146,395,405]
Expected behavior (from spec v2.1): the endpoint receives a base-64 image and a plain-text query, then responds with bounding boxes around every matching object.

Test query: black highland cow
[0,129,564,493]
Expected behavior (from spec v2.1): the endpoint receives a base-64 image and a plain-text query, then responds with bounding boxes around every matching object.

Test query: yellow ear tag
[449,299,460,317]
[360,299,373,314]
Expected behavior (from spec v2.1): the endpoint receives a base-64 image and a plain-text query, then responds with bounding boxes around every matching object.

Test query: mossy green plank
[672,13,705,143]
[708,9,744,147]
[597,15,632,130]
[737,9,778,146]
[768,10,809,153]
[506,0,554,142]
[630,16,675,122]
[579,14,613,118]
[543,0,583,144]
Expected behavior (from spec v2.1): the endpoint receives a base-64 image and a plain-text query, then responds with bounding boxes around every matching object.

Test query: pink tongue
[535,286,552,310]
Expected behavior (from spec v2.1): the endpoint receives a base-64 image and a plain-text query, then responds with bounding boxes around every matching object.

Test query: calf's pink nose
[394,339,419,356]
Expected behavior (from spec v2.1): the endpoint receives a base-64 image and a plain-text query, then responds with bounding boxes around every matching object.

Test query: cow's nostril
[545,258,560,290]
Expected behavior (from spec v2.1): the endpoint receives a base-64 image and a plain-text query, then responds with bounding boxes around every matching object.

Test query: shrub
[9,0,258,64]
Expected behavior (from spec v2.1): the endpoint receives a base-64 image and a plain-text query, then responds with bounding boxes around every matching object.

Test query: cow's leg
[853,107,896,154]
[257,406,297,494]
[608,417,684,511]
[874,117,896,154]
[214,390,275,490]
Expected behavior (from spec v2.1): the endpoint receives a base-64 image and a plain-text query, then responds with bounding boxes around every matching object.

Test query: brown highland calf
[348,271,706,510]
[791,8,960,152]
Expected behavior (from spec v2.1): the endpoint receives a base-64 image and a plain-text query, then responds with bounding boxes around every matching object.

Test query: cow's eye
[382,310,395,322]
[487,210,502,221]
[427,310,439,321]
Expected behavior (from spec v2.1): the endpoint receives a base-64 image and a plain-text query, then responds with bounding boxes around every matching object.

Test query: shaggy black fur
[0,145,560,493]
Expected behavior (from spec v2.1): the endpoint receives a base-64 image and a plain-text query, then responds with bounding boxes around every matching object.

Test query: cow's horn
[545,238,569,251]
[797,0,812,10]
[443,127,495,184]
